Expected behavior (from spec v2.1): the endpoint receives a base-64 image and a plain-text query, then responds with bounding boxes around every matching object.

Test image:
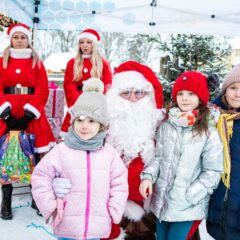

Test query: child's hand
[52,177,71,198]
[139,179,152,199]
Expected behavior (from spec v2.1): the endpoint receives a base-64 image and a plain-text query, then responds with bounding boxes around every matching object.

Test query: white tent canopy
[0,0,240,36]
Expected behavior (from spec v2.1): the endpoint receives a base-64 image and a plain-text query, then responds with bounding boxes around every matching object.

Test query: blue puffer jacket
[207,96,240,240]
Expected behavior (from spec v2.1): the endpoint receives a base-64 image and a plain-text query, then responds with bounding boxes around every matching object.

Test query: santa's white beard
[107,89,161,166]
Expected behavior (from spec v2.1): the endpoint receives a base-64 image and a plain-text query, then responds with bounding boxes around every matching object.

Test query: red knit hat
[78,29,100,43]
[172,71,209,105]
[7,23,31,42]
[113,61,164,109]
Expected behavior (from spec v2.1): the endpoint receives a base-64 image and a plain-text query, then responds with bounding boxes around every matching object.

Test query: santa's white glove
[140,140,155,165]
[52,177,71,198]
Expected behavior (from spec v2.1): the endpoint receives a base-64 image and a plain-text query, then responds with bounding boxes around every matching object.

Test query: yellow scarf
[217,113,240,188]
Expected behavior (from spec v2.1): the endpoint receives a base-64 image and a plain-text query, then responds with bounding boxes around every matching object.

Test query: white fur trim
[10,48,32,59]
[9,26,31,42]
[0,102,11,116]
[113,71,154,92]
[115,228,127,240]
[23,103,40,119]
[78,32,97,42]
[35,142,56,153]
[124,200,145,221]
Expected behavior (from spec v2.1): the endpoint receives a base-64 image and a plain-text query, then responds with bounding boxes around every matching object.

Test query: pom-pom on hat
[172,71,209,105]
[7,23,31,42]
[69,78,108,126]
[222,64,240,94]
[113,61,164,109]
[78,29,101,43]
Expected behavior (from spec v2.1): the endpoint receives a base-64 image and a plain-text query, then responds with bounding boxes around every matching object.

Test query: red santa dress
[60,56,112,134]
[0,50,55,153]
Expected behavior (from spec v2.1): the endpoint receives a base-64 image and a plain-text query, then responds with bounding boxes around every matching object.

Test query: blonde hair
[73,43,103,81]
[2,44,41,69]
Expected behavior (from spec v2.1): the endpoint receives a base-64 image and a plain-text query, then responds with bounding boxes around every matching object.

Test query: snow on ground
[0,185,56,240]
[0,184,215,240]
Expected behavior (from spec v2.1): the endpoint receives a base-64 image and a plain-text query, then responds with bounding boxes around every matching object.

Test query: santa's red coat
[0,56,55,153]
[61,57,112,133]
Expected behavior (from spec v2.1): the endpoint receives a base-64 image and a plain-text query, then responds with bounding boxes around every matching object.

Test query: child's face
[225,82,240,109]
[176,90,200,112]
[73,117,101,140]
[79,38,93,55]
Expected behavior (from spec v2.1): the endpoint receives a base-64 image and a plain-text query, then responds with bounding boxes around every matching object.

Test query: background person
[0,23,55,220]
[60,29,112,136]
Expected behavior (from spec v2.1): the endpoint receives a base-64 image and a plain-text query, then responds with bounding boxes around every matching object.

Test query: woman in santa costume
[0,23,55,220]
[60,29,112,135]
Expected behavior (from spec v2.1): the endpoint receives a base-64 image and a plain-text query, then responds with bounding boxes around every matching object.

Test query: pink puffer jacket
[31,142,128,239]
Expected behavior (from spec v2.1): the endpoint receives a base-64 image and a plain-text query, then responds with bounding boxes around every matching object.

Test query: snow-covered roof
[43,52,76,72]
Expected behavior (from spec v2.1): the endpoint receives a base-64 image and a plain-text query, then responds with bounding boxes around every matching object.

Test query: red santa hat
[78,28,100,43]
[7,23,31,42]
[113,61,164,109]
[172,71,209,105]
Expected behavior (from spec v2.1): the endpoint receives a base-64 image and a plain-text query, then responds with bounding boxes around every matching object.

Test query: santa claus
[105,61,165,239]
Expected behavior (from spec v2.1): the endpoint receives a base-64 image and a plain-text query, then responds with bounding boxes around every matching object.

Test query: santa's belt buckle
[15,84,28,94]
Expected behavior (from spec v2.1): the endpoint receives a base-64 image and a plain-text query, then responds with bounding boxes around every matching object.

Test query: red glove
[101,223,121,240]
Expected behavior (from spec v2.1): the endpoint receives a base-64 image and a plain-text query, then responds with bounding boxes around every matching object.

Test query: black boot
[31,198,42,217]
[1,184,13,220]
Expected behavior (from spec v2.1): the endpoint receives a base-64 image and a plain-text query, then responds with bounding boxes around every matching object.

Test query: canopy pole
[32,0,40,48]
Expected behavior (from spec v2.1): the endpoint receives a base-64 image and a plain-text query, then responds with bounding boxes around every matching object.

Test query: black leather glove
[0,107,18,130]
[17,110,35,130]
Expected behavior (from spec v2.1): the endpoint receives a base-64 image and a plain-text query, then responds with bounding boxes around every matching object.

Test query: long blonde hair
[2,44,41,69]
[73,43,103,81]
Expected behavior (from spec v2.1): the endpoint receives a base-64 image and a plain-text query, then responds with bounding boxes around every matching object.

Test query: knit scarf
[168,108,198,127]
[217,110,240,188]
[64,127,106,151]
[169,106,220,128]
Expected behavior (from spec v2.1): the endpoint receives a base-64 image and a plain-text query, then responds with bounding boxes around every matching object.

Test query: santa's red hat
[78,28,100,43]
[172,71,209,105]
[7,23,31,42]
[113,61,164,109]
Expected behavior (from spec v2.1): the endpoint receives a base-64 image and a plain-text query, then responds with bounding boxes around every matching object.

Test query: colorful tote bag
[0,131,35,185]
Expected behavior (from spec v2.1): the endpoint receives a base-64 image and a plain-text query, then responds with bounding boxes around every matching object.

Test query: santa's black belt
[77,85,82,91]
[4,86,35,94]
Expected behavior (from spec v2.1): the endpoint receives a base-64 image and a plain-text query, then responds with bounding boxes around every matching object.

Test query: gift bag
[0,131,35,185]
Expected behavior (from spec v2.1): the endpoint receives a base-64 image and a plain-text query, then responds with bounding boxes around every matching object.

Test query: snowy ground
[0,184,56,240]
[0,184,215,240]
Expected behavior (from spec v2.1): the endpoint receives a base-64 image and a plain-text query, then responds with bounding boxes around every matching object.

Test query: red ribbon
[49,81,58,117]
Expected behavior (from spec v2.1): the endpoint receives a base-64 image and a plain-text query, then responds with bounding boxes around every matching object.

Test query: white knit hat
[69,78,108,126]
[222,64,240,94]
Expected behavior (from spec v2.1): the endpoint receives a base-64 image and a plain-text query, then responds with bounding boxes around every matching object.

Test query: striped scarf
[217,111,240,188]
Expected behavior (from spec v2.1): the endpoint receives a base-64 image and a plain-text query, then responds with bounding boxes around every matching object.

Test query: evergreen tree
[147,34,232,104]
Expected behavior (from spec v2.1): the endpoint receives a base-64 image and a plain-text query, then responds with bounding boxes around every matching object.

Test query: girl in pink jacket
[31,78,128,240]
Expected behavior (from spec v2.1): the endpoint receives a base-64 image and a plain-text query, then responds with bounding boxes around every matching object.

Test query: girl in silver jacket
[139,71,223,240]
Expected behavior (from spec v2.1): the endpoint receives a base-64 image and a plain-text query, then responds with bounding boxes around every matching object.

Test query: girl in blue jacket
[207,64,240,240]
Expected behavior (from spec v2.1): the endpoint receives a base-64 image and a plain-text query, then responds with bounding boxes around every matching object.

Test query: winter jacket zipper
[83,151,91,239]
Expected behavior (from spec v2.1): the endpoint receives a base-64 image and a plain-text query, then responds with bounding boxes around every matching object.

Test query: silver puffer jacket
[141,121,223,222]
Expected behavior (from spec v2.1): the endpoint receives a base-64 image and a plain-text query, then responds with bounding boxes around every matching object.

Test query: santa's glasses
[119,88,147,99]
